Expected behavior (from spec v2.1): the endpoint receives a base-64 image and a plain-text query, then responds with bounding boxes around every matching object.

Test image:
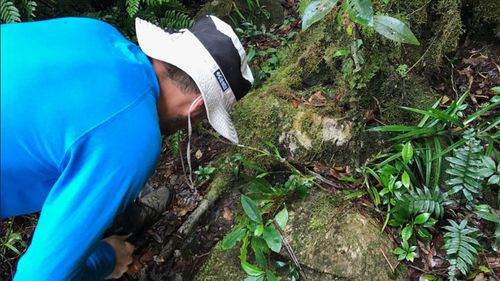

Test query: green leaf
[393,247,406,255]
[241,195,263,224]
[479,265,490,273]
[482,156,496,170]
[417,227,432,240]
[492,86,500,94]
[346,0,374,27]
[475,211,500,223]
[415,213,431,224]
[275,208,288,230]
[241,260,264,276]
[401,224,413,241]
[488,175,499,185]
[422,274,437,280]
[266,270,279,281]
[222,228,247,249]
[302,0,339,31]
[401,106,463,127]
[333,49,350,57]
[373,15,420,45]
[368,125,418,132]
[402,142,413,164]
[244,276,264,281]
[254,224,264,236]
[401,171,410,188]
[406,251,415,262]
[263,226,282,253]
[253,247,267,268]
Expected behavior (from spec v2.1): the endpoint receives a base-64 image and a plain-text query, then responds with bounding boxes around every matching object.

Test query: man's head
[151,60,205,135]
[136,15,254,143]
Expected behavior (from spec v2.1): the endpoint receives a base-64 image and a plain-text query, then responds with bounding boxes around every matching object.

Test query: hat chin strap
[181,95,204,189]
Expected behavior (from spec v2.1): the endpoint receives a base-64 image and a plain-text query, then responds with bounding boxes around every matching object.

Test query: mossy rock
[195,190,405,280]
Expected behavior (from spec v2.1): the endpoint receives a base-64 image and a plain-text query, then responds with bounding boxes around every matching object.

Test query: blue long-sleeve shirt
[1,17,162,280]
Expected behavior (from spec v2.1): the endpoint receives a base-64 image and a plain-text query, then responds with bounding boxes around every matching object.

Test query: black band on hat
[190,16,252,100]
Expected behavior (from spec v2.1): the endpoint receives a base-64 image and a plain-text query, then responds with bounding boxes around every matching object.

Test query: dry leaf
[195,150,203,159]
[222,207,234,221]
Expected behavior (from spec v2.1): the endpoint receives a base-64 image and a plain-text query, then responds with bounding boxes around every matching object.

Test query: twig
[274,222,307,281]
[450,60,459,98]
[406,35,437,74]
[306,169,354,190]
[408,0,432,16]
[380,248,396,273]
[408,264,427,273]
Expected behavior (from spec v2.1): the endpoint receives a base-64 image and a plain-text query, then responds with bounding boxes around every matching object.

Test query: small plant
[0,219,25,257]
[222,143,315,279]
[0,0,36,23]
[222,196,288,280]
[393,240,417,262]
[235,19,293,86]
[194,165,216,181]
[443,219,481,281]
[301,0,420,44]
[396,64,408,78]
[361,91,499,279]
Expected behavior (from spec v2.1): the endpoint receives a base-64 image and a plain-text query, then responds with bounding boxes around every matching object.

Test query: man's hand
[103,234,135,279]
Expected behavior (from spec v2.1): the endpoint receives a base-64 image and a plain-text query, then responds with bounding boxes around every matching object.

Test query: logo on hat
[214,69,229,92]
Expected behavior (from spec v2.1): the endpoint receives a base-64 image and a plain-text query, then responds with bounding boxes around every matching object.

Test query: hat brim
[135,18,239,143]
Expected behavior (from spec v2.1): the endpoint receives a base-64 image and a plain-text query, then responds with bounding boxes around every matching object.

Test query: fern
[160,10,192,30]
[23,0,36,20]
[1,0,20,23]
[145,0,182,7]
[394,186,450,218]
[126,0,140,17]
[443,219,481,281]
[445,132,485,202]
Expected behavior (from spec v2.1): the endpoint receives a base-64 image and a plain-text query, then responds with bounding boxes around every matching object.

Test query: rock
[195,190,406,280]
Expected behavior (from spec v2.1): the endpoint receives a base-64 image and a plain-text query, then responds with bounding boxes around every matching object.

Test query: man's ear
[189,95,205,115]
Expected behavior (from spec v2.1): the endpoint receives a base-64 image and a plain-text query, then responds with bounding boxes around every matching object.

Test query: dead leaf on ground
[307,91,326,107]
[441,95,450,105]
[222,207,234,221]
[195,150,203,159]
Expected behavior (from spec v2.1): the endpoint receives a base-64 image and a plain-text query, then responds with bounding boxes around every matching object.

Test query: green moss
[471,0,500,38]
[306,192,343,230]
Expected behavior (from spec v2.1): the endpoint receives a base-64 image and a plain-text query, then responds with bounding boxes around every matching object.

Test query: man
[0,15,253,280]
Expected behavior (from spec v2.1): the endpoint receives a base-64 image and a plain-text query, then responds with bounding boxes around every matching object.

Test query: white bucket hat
[135,15,254,144]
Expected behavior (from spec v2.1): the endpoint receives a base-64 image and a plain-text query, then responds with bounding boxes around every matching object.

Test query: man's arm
[13,98,161,281]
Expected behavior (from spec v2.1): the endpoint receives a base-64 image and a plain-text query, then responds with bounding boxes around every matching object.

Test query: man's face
[153,67,206,135]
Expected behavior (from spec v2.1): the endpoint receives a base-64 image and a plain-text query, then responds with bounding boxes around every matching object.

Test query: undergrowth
[358,90,499,280]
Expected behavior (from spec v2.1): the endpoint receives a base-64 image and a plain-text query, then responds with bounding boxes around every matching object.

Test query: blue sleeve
[13,97,161,281]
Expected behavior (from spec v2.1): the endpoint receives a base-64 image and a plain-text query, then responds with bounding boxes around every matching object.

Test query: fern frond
[445,133,485,202]
[0,0,20,23]
[145,0,183,7]
[395,186,450,218]
[159,10,193,30]
[126,0,140,17]
[16,0,37,21]
[24,0,36,20]
[443,219,481,281]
